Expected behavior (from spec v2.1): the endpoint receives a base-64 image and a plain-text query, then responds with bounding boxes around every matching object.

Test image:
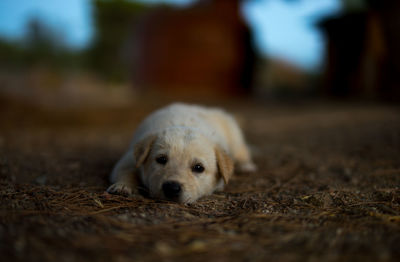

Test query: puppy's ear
[215,146,234,184]
[134,135,156,168]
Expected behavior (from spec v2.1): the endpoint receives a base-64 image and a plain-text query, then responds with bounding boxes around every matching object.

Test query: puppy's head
[134,127,233,203]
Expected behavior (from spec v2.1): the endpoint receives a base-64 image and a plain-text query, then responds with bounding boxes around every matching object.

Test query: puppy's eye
[192,164,205,173]
[156,155,168,165]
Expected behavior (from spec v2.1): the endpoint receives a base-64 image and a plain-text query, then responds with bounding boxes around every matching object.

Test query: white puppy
[107,103,256,203]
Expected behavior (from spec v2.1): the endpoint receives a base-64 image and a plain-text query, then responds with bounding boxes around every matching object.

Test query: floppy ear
[134,135,156,168]
[215,146,234,184]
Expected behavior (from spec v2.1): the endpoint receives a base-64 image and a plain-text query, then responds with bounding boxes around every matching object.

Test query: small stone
[155,242,172,255]
[189,240,206,251]
[35,175,47,185]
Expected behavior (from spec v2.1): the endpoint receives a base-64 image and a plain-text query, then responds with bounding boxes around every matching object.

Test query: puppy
[107,103,256,203]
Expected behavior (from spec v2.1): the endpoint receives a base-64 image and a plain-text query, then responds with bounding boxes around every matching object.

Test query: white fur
[107,103,256,203]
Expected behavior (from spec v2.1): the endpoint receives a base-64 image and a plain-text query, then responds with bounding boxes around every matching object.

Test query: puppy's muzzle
[162,181,181,200]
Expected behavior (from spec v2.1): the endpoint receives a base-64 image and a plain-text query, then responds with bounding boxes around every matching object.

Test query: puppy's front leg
[107,150,137,196]
[107,173,136,196]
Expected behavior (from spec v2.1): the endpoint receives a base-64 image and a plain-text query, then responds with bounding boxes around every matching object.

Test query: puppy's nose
[162,181,181,199]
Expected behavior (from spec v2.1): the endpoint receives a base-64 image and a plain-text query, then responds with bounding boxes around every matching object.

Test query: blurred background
[0,0,399,108]
[2,2,400,261]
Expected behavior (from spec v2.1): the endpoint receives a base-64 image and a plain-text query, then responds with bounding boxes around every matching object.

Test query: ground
[1,97,399,262]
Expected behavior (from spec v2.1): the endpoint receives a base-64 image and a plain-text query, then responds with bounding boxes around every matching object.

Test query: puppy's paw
[107,183,133,196]
[238,162,257,173]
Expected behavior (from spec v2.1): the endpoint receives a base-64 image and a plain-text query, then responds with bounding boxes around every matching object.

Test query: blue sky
[0,0,92,47]
[0,0,341,70]
[243,0,341,70]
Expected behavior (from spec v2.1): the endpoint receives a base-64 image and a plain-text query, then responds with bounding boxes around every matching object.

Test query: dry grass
[1,98,400,262]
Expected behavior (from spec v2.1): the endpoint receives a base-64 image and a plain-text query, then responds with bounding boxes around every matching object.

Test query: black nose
[162,181,181,199]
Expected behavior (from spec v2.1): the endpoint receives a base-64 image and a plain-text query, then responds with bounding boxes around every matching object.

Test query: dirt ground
[1,97,400,262]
